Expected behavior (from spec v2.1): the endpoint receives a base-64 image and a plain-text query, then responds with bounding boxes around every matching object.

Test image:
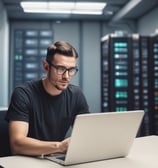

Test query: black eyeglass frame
[49,63,78,76]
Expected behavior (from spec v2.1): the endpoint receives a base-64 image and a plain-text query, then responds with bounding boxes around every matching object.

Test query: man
[6,41,89,156]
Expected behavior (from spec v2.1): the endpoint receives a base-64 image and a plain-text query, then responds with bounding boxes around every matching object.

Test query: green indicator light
[115,72,128,76]
[114,54,128,59]
[115,91,128,98]
[114,42,127,47]
[115,107,127,112]
[114,48,128,52]
[115,79,128,87]
[15,55,19,60]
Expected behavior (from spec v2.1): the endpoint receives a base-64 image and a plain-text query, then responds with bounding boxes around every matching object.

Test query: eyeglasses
[49,63,78,76]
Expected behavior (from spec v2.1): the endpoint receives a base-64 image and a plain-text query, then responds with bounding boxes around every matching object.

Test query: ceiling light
[49,2,75,9]
[20,1,106,15]
[72,10,102,15]
[75,2,105,10]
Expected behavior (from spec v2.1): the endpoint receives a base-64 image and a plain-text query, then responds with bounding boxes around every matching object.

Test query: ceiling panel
[1,0,158,22]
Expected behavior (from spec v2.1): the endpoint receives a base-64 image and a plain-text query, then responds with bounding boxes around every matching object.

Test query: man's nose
[62,70,69,78]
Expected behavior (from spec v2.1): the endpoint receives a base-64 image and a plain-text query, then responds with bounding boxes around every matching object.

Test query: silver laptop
[44,110,144,165]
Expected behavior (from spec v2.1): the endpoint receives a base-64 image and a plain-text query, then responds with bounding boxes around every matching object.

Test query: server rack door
[101,37,110,112]
[13,29,53,89]
[101,35,135,112]
[149,35,158,135]
[110,36,133,112]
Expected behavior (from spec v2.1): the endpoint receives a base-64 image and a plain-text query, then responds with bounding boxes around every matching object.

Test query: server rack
[13,29,53,89]
[149,35,158,135]
[101,34,153,136]
[101,34,134,112]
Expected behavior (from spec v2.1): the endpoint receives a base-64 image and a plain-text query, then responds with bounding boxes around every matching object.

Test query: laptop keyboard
[56,155,66,161]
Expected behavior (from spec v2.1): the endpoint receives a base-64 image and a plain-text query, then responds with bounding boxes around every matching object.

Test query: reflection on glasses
[49,63,78,76]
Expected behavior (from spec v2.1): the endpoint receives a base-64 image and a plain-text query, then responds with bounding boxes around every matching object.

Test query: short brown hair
[46,41,78,63]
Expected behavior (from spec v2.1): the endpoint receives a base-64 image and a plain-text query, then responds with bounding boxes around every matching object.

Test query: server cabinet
[149,35,158,135]
[13,29,53,89]
[101,35,134,112]
[138,36,152,136]
[101,34,152,136]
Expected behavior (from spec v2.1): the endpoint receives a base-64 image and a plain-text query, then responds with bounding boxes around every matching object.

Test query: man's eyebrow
[55,65,76,68]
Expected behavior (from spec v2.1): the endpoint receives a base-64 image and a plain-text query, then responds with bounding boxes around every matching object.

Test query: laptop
[43,110,144,166]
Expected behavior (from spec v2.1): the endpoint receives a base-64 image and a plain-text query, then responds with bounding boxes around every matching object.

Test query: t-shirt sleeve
[5,87,30,123]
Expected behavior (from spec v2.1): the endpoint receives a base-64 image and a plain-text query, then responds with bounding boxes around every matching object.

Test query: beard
[54,81,69,91]
[48,70,70,91]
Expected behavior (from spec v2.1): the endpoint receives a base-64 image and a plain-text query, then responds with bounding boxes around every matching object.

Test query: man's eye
[57,66,66,71]
[69,68,75,72]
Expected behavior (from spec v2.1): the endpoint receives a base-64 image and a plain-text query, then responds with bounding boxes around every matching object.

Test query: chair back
[0,108,11,157]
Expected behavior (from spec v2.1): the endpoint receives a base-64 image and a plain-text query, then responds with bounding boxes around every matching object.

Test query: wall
[137,7,158,35]
[81,22,101,112]
[0,1,9,107]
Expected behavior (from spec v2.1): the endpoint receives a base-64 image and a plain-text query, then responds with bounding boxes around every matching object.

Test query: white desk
[0,136,158,168]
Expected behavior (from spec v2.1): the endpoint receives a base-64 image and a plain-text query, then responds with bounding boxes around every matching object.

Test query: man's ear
[42,60,49,73]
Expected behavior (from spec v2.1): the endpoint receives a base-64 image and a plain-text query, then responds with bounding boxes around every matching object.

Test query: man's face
[47,54,77,91]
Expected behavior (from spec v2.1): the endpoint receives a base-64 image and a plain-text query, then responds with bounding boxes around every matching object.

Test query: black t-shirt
[6,80,89,141]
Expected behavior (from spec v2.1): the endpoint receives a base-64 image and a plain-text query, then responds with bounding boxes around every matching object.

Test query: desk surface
[0,136,158,168]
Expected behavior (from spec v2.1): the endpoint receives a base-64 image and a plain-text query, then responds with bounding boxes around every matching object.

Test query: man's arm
[9,121,70,156]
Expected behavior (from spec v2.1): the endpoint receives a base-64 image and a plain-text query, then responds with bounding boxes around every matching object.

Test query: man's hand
[58,138,71,153]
